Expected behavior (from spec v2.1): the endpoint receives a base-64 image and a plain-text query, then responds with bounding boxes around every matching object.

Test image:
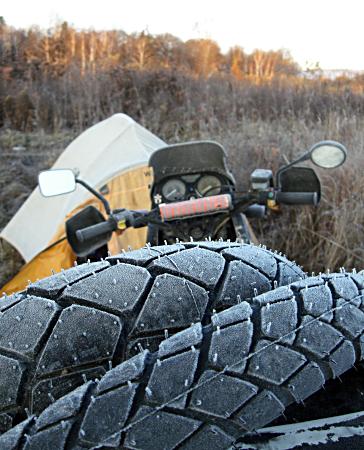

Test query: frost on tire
[0,242,304,432]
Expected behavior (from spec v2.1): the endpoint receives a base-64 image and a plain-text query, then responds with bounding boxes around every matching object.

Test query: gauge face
[162,178,186,201]
[197,175,222,196]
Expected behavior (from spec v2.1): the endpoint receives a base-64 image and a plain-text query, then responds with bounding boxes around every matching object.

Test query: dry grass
[218,116,364,273]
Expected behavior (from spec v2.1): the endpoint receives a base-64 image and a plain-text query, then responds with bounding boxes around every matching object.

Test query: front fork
[231,212,259,244]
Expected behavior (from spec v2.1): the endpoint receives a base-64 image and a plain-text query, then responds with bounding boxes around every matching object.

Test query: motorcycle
[38,139,347,260]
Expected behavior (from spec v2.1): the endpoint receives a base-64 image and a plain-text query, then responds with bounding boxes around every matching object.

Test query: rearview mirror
[309,141,347,169]
[276,140,347,187]
[38,169,76,197]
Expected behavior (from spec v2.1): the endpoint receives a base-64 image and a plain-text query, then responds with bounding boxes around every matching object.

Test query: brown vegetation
[1,20,364,285]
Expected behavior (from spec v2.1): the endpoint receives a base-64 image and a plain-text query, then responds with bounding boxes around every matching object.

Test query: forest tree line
[1,19,364,134]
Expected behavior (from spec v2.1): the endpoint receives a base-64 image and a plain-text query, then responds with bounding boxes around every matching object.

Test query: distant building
[301,68,364,79]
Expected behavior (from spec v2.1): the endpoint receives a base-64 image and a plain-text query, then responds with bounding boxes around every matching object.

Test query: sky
[2,0,364,71]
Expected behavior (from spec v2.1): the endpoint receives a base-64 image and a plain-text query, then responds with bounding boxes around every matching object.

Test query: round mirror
[310,141,347,169]
[39,169,76,197]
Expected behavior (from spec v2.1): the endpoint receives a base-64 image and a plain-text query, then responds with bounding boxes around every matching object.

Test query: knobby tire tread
[1,270,364,449]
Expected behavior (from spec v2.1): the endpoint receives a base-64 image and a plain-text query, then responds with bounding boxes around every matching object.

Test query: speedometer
[162,179,186,201]
[197,175,222,196]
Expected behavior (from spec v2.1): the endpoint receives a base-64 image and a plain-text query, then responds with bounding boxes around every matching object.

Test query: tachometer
[162,179,186,201]
[197,175,222,196]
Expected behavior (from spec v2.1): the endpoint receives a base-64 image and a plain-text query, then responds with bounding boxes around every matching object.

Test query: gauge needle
[166,189,177,199]
[203,185,212,195]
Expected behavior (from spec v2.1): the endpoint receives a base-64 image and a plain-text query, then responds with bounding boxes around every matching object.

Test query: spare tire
[1,271,364,449]
[0,241,303,431]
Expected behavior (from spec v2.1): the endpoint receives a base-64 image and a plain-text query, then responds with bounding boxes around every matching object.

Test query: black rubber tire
[0,241,303,432]
[1,271,364,450]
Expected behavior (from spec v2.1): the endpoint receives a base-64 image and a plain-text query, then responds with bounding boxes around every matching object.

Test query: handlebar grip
[159,194,232,221]
[275,192,319,205]
[75,220,116,243]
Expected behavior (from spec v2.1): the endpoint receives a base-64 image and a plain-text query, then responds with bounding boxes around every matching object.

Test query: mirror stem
[276,151,310,187]
[76,179,111,215]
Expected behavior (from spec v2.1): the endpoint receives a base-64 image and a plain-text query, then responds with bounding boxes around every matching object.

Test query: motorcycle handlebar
[74,191,318,244]
[75,220,116,243]
[275,191,319,206]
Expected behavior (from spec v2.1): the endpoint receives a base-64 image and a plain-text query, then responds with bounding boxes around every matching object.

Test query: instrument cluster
[158,173,224,203]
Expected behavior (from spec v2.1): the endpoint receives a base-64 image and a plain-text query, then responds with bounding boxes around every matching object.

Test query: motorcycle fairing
[149,141,235,185]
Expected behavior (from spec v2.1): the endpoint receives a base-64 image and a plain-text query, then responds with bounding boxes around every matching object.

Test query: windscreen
[149,141,235,185]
